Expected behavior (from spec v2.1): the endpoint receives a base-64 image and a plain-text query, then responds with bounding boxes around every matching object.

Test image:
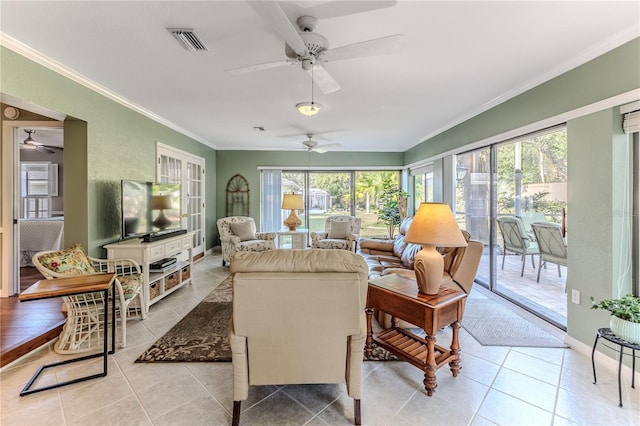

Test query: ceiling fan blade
[35,145,55,154]
[308,65,340,94]
[226,59,297,75]
[319,34,405,62]
[318,143,341,150]
[248,0,308,56]
[312,147,327,154]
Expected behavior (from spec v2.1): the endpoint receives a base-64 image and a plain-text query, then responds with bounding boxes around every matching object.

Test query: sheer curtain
[260,169,282,232]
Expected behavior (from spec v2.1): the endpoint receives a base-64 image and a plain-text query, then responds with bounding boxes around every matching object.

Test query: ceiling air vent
[168,28,208,51]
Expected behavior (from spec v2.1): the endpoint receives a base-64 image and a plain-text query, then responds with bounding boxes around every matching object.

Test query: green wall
[1,46,217,257]
[216,150,403,241]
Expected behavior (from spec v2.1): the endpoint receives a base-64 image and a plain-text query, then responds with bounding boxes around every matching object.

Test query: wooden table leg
[365,307,373,359]
[449,320,462,377]
[423,333,437,396]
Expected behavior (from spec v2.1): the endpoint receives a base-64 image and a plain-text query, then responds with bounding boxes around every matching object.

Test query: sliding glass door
[456,127,568,328]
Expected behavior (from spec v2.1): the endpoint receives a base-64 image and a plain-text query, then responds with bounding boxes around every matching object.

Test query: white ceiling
[1,1,638,152]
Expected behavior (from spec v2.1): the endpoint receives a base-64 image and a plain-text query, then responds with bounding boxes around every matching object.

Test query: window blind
[623,110,640,134]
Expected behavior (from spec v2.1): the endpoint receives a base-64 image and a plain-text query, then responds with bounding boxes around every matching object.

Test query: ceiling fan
[226,1,405,94]
[20,129,60,154]
[298,134,341,153]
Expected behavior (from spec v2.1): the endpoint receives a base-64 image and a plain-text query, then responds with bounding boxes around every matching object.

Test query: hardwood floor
[0,267,64,368]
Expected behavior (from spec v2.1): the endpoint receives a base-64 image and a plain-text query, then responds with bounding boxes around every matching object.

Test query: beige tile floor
[1,253,638,426]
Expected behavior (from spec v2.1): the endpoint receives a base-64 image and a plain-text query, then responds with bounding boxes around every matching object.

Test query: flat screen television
[121,180,182,239]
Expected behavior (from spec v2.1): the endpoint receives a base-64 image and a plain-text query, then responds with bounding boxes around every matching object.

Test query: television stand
[104,232,194,314]
[142,229,188,242]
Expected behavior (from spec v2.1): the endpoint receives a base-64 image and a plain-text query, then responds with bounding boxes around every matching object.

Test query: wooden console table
[365,274,467,396]
[19,274,116,396]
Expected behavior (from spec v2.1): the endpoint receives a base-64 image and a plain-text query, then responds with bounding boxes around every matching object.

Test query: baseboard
[565,334,640,385]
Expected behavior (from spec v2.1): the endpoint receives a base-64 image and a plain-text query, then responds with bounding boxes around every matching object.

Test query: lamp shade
[405,203,467,247]
[151,195,172,210]
[282,193,304,210]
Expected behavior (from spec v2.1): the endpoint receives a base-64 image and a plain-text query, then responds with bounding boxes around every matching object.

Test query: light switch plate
[571,289,580,304]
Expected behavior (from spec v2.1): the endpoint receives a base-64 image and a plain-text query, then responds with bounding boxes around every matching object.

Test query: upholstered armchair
[310,215,362,251]
[217,216,276,266]
[32,245,145,352]
[229,249,368,425]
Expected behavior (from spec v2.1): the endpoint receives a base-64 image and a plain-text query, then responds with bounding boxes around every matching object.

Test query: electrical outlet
[571,289,580,304]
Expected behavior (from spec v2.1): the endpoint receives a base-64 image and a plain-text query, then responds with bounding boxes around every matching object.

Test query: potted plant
[377,182,408,240]
[590,294,640,344]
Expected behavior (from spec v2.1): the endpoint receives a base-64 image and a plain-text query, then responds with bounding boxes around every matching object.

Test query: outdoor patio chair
[497,216,539,277]
[531,222,568,290]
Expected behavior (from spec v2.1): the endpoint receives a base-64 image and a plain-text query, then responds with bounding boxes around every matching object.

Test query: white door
[157,143,205,258]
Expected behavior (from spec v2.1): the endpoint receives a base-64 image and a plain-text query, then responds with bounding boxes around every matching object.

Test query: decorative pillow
[328,221,351,239]
[230,222,257,242]
[37,244,96,275]
[117,274,143,300]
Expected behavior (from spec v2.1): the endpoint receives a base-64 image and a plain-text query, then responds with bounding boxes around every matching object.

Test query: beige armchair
[310,215,362,251]
[217,216,276,266]
[229,249,368,425]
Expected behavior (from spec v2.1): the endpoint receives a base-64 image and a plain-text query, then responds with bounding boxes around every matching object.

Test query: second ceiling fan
[297,134,341,153]
[227,1,405,94]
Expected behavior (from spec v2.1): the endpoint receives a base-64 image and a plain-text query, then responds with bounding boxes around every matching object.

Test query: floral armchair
[217,216,276,266]
[310,215,362,252]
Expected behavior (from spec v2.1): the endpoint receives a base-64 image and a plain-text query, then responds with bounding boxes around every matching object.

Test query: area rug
[136,275,233,362]
[462,297,569,348]
[136,275,398,362]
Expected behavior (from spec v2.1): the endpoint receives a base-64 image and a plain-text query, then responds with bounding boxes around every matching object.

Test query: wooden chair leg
[354,399,361,425]
[232,401,241,426]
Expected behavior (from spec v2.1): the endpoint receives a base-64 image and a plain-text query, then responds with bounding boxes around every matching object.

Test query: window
[20,162,57,219]
[262,169,402,238]
[411,164,434,213]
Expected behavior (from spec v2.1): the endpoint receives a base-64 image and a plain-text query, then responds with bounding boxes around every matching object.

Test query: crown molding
[0,33,216,149]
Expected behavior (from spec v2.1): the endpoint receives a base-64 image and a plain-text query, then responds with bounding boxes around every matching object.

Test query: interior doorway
[1,117,64,297]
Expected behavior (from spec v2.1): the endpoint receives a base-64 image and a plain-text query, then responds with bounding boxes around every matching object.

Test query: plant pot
[609,316,640,344]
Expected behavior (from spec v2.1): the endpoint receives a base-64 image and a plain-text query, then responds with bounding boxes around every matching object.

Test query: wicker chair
[33,245,145,353]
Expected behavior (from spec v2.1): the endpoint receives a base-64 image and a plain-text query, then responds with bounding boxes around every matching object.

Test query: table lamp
[151,195,173,230]
[282,193,304,231]
[404,202,468,295]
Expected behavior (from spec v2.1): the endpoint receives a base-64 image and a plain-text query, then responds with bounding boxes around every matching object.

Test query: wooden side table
[365,274,467,396]
[18,273,116,396]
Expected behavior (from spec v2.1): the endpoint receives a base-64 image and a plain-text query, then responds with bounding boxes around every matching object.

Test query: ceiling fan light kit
[296,102,321,116]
